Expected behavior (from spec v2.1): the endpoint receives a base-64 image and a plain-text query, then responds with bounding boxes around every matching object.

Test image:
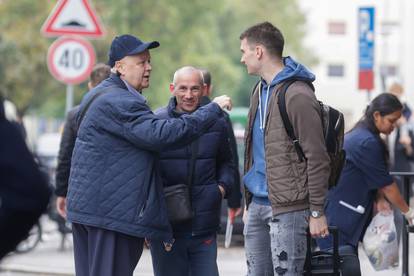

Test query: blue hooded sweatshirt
[243,56,316,205]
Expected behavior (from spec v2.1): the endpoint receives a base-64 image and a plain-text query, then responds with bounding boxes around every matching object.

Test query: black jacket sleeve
[55,107,79,197]
[200,97,242,208]
[223,113,242,208]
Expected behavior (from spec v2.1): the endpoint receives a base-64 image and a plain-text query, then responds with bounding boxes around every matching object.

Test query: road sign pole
[66,84,74,114]
[367,89,371,102]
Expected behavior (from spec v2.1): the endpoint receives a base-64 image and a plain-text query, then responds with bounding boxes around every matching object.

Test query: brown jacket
[244,80,330,216]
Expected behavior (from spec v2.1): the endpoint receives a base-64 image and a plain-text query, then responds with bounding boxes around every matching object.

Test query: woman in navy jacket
[317,93,414,274]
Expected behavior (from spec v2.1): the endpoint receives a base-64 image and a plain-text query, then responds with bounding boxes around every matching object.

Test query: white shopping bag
[362,212,399,270]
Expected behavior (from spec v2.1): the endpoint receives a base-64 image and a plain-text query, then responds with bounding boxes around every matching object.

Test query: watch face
[311,211,320,218]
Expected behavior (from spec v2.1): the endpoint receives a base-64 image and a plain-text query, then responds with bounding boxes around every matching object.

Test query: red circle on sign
[47,36,96,85]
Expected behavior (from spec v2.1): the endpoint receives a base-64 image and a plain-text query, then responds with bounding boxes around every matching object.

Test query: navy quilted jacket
[66,74,223,241]
[156,97,235,236]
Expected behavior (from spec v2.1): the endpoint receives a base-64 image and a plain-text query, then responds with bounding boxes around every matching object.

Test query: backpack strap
[277,79,314,162]
[251,80,261,96]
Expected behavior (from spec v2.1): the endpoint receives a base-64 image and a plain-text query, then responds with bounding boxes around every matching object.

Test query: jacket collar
[104,73,147,103]
[167,97,181,118]
[108,73,128,90]
[166,96,201,118]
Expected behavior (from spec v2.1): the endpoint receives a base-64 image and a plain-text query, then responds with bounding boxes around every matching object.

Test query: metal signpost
[358,7,375,102]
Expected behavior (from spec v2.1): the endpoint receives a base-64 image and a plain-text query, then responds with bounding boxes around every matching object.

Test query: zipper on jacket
[138,186,151,218]
[138,201,147,217]
[138,165,156,218]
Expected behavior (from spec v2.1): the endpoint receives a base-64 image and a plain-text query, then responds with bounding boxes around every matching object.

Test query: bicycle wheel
[15,222,42,253]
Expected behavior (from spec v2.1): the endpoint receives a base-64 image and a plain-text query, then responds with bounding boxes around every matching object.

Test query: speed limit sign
[47,36,96,85]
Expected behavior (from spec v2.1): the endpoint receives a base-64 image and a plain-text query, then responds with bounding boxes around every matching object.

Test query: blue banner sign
[358,7,375,70]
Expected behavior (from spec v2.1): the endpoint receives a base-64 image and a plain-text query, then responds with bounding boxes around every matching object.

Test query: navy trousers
[338,245,361,276]
[72,223,144,276]
[150,234,219,276]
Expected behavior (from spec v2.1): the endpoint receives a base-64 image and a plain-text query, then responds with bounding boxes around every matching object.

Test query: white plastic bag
[362,212,399,270]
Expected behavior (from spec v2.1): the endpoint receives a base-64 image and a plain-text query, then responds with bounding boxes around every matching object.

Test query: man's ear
[255,45,263,59]
[204,84,212,97]
[169,83,175,94]
[114,61,123,75]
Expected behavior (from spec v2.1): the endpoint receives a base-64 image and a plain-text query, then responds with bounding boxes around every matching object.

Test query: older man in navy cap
[66,34,232,276]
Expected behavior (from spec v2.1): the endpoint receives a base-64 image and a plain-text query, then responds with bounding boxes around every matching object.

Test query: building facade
[298,0,414,128]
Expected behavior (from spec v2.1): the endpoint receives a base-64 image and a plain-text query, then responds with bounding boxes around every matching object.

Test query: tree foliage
[0,0,313,117]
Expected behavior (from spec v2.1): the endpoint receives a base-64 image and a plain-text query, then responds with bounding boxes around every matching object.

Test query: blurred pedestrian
[239,22,330,276]
[55,63,111,219]
[1,97,26,139]
[0,95,51,260]
[387,115,414,244]
[317,93,414,275]
[150,66,235,276]
[389,82,412,121]
[387,83,414,244]
[199,68,242,224]
[66,34,232,276]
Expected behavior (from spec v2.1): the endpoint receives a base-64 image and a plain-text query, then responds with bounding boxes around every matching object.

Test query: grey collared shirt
[122,79,147,103]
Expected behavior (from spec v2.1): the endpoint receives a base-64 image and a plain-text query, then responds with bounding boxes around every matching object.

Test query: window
[380,65,398,77]
[327,64,345,77]
[328,21,346,35]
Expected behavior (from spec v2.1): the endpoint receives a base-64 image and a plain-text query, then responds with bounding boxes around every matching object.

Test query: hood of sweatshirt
[262,56,315,89]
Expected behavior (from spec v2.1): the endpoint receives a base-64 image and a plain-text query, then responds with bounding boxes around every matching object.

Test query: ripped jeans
[244,201,308,276]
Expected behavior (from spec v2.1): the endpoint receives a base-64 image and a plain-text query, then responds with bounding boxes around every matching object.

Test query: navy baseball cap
[108,34,160,67]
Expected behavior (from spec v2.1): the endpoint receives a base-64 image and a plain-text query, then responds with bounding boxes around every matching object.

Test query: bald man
[150,66,235,276]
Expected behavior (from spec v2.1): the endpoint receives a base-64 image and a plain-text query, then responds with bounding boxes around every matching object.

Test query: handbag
[163,140,198,224]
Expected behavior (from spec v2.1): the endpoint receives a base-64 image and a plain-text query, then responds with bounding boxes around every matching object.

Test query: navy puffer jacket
[156,97,235,236]
[66,74,223,241]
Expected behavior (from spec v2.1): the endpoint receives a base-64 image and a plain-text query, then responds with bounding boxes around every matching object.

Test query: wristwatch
[311,210,323,218]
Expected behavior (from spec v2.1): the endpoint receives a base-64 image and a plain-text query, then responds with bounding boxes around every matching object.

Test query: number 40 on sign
[47,36,96,85]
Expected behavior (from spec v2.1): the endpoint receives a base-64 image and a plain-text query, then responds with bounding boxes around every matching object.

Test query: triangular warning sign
[41,0,104,38]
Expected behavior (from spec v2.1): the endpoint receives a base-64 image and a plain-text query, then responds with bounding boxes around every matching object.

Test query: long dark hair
[352,93,403,165]
[353,93,402,133]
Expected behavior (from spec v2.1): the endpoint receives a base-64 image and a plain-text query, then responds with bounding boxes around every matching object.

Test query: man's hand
[218,185,226,199]
[212,95,232,111]
[144,238,151,249]
[56,196,67,219]
[400,135,413,155]
[228,207,242,224]
[309,215,329,239]
[399,135,412,147]
[242,206,248,224]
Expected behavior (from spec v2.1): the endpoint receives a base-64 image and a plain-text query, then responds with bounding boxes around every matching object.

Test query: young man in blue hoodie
[239,22,330,276]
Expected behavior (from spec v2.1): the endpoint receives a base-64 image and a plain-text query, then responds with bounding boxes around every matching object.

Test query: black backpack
[276,79,346,188]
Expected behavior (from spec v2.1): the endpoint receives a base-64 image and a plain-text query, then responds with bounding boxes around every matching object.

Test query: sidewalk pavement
[1,227,414,276]
[0,230,246,276]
